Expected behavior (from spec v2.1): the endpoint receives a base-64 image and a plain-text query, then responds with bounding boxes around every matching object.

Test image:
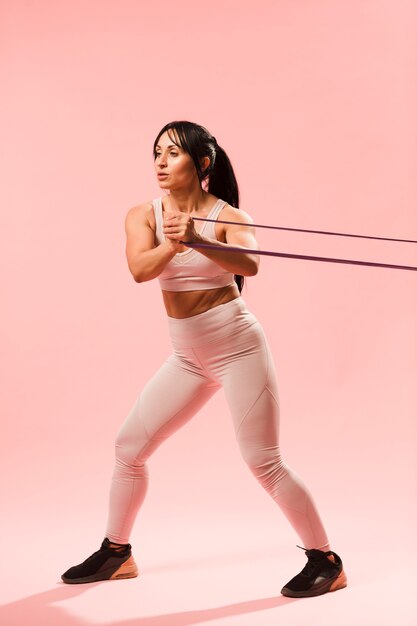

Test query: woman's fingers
[162,212,197,244]
[164,215,191,237]
[163,225,182,240]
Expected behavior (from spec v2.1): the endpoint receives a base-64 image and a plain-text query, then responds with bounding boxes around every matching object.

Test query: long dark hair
[152,121,244,294]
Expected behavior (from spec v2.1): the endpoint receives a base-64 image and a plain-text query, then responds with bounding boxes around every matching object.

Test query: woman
[61,121,347,598]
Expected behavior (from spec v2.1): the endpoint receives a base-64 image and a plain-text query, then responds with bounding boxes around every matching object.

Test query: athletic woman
[61,121,347,598]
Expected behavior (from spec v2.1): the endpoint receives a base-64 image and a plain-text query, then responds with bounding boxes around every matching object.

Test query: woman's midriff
[162,283,241,319]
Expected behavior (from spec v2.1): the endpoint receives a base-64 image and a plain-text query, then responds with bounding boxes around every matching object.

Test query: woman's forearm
[130,242,177,282]
[188,233,259,276]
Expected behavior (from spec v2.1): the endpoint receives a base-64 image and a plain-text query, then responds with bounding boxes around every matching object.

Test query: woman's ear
[200,155,211,173]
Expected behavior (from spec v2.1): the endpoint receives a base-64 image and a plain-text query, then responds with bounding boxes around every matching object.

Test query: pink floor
[1,513,416,626]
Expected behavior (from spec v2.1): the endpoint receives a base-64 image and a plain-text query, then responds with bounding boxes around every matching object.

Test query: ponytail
[206,143,244,293]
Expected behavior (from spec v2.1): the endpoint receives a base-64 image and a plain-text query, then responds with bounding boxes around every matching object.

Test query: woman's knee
[239,442,288,482]
[114,418,150,467]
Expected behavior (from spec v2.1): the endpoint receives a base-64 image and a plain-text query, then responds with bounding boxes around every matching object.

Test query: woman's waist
[162,283,239,319]
[166,293,258,348]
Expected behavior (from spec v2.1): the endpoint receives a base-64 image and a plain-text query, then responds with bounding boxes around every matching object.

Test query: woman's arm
[125,203,180,282]
[163,206,260,276]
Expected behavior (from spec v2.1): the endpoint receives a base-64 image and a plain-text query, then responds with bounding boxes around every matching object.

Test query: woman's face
[154,131,206,190]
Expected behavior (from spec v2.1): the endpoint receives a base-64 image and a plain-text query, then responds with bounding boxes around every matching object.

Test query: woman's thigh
[194,321,281,456]
[115,353,220,464]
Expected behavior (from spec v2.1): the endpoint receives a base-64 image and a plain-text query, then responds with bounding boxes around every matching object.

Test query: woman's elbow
[132,269,156,283]
[247,255,260,276]
[243,261,259,277]
[129,266,145,282]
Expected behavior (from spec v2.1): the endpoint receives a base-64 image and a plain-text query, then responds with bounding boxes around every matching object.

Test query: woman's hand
[163,210,199,246]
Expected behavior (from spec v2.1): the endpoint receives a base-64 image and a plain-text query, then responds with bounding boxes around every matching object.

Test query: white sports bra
[152,196,236,292]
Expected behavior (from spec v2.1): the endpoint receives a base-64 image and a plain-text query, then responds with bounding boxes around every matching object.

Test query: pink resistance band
[181,217,417,272]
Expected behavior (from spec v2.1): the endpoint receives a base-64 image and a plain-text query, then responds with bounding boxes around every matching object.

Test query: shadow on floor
[0,582,298,626]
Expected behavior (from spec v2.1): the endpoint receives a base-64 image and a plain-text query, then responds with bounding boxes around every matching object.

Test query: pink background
[1,1,416,624]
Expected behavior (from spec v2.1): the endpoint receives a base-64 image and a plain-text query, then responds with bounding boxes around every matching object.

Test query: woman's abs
[162,283,240,319]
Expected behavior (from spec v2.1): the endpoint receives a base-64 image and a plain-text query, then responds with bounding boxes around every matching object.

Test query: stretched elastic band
[192,216,417,245]
[181,241,417,272]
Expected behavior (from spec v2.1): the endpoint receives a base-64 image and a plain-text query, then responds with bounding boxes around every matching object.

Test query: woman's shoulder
[221,202,255,226]
[124,199,157,231]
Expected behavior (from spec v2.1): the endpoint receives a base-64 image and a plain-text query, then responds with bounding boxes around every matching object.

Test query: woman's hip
[166,296,260,350]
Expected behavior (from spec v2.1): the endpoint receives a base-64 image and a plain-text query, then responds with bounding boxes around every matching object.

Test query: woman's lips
[157,173,169,178]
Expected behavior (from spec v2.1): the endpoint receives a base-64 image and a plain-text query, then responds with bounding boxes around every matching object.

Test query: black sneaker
[281,545,347,598]
[61,538,139,584]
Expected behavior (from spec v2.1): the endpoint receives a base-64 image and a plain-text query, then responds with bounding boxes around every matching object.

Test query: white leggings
[105,296,330,550]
